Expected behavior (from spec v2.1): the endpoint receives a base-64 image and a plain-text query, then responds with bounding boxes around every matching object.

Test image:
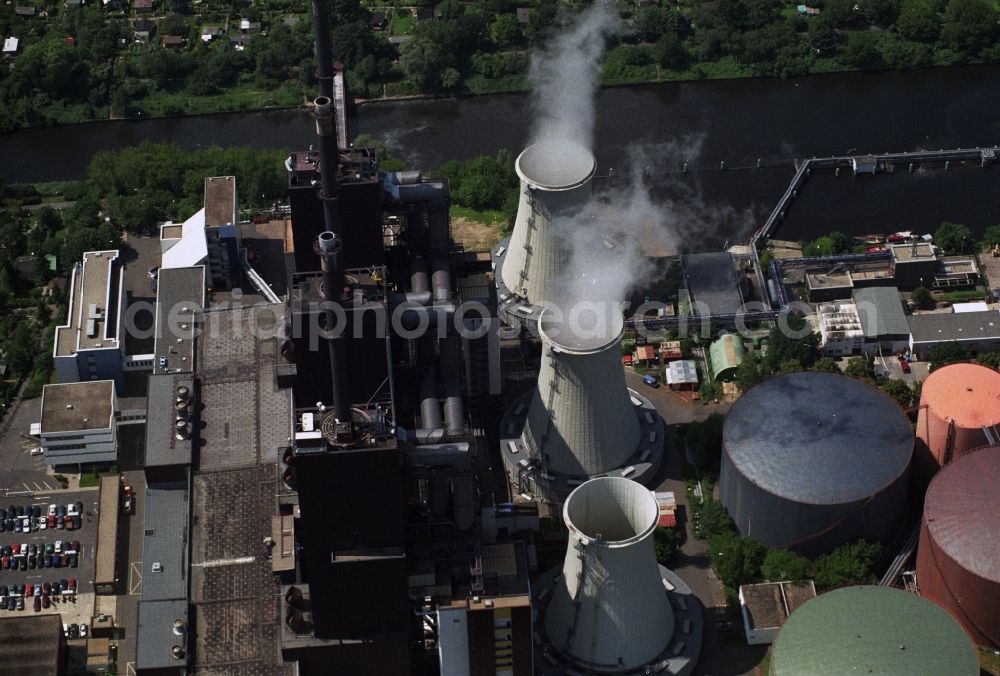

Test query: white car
[67,503,78,516]
[37,518,46,531]
[80,624,88,638]
[54,541,63,554]
[29,448,43,456]
[48,504,57,517]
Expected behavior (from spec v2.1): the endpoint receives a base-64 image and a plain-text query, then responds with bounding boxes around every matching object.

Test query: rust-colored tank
[916,446,1000,648]
[914,363,1000,477]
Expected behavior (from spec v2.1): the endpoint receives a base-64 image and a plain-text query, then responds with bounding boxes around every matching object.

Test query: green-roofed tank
[770,586,978,676]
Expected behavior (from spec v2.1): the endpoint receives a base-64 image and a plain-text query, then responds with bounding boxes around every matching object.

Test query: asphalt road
[0,399,62,495]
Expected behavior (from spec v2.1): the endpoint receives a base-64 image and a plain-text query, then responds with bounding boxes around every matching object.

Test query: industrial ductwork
[498,142,596,307]
[544,478,675,671]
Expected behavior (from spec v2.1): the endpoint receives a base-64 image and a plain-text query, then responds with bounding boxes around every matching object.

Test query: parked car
[60,554,69,567]
[18,558,25,571]
[70,541,80,554]
[33,585,40,597]
[41,595,49,609]
[63,624,69,637]
[68,624,78,639]
[33,596,40,612]
[27,556,35,569]
[37,517,46,531]
[0,597,7,610]
[55,505,65,517]
[14,519,21,533]
[24,584,32,597]
[54,541,63,554]
[72,515,81,530]
[47,504,56,517]
[31,506,40,519]
[5,518,13,531]
[43,554,52,568]
[15,597,23,611]
[1,556,9,570]
[52,556,61,569]
[45,543,53,556]
[12,544,20,556]
[47,515,55,529]
[68,554,77,568]
[80,623,88,637]
[123,485,135,514]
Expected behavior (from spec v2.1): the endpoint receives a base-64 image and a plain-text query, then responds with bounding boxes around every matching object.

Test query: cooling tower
[720,372,912,556]
[542,478,678,672]
[770,586,978,675]
[496,142,596,312]
[914,362,1000,478]
[523,310,639,475]
[916,446,1000,648]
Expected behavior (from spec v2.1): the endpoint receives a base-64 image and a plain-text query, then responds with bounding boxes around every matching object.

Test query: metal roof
[709,333,745,379]
[666,359,698,385]
[723,372,912,504]
[136,599,188,671]
[144,374,193,468]
[0,615,63,674]
[919,363,1000,427]
[771,586,978,675]
[153,265,205,375]
[161,208,208,269]
[852,286,909,338]
[923,447,1000,583]
[908,310,1000,344]
[140,482,190,601]
[682,252,744,316]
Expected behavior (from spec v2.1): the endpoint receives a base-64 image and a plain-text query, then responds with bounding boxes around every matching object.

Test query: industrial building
[769,586,978,675]
[499,309,663,502]
[493,141,596,325]
[913,362,1000,475]
[916,446,1000,648]
[907,310,1000,360]
[708,333,745,380]
[0,614,66,675]
[53,250,126,388]
[152,266,205,376]
[889,241,939,289]
[681,252,747,316]
[94,475,120,595]
[720,372,912,555]
[533,478,702,674]
[851,286,910,356]
[666,358,699,390]
[816,302,864,356]
[737,580,816,645]
[159,176,242,289]
[38,380,118,467]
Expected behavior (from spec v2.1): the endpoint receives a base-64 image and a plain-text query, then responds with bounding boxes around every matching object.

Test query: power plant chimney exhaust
[543,478,676,671]
[317,230,350,424]
[497,141,596,315]
[311,0,334,100]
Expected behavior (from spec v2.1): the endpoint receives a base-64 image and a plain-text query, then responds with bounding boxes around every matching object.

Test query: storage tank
[498,142,596,308]
[542,478,679,672]
[770,586,978,675]
[914,362,1000,476]
[916,445,1000,648]
[522,309,639,477]
[720,371,912,556]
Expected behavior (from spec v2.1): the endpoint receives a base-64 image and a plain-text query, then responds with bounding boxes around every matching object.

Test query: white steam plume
[528,3,619,151]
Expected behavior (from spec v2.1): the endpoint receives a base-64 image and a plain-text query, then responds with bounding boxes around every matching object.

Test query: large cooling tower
[523,310,640,476]
[770,586,978,675]
[498,142,596,307]
[544,478,675,672]
[914,362,1000,478]
[916,446,1000,648]
[720,371,912,556]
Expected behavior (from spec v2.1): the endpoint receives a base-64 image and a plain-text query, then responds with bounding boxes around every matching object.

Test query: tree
[896,0,940,42]
[654,527,683,565]
[881,379,915,407]
[977,352,1000,371]
[861,0,901,26]
[812,357,840,372]
[942,0,998,58]
[655,33,691,70]
[928,342,969,369]
[764,313,818,372]
[709,533,766,587]
[489,14,522,49]
[761,548,811,582]
[839,31,883,69]
[697,500,736,538]
[844,356,875,382]
[979,224,1000,249]
[911,286,935,310]
[735,355,763,392]
[812,540,881,589]
[934,221,972,254]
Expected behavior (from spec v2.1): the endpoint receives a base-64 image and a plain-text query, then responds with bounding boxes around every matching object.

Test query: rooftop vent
[66,404,73,410]
[152,562,163,573]
[171,645,185,660]
[173,619,187,635]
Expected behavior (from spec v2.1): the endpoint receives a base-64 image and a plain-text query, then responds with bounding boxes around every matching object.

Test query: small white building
[2,36,19,54]
[817,302,864,356]
[39,380,118,467]
[952,301,989,313]
[665,359,698,391]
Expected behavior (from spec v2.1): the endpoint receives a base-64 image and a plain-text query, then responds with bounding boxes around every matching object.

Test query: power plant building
[770,586,978,675]
[533,478,702,674]
[914,362,1000,475]
[916,446,1000,648]
[720,372,912,556]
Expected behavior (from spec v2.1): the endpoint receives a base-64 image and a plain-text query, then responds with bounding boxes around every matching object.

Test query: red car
[1,556,8,569]
[24,584,32,597]
[11,544,20,555]
[47,515,56,529]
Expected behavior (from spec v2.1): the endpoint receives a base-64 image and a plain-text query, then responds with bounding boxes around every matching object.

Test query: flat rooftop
[154,265,205,375]
[0,614,63,674]
[682,252,745,315]
[136,599,189,671]
[909,310,1000,344]
[95,475,119,586]
[852,287,909,338]
[204,176,237,227]
[140,481,190,601]
[55,250,121,356]
[806,270,853,289]
[40,380,115,434]
[891,242,936,261]
[741,581,816,631]
[145,374,194,468]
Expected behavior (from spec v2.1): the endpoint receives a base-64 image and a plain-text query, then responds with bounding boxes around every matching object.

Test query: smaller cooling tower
[914,362,1000,477]
[916,446,1000,648]
[539,478,695,673]
[495,142,596,316]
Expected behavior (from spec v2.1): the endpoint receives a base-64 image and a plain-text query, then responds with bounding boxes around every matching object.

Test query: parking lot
[0,491,99,625]
[0,399,62,494]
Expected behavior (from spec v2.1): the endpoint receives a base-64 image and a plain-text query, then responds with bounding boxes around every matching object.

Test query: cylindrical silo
[720,372,912,556]
[499,142,596,306]
[544,478,674,672]
[770,586,978,675]
[521,309,640,477]
[914,363,1000,476]
[916,445,1000,648]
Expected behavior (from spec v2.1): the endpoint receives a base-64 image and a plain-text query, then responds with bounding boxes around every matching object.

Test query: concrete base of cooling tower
[499,390,665,505]
[532,564,703,675]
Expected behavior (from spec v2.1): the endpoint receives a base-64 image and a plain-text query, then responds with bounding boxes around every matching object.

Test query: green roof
[709,333,745,380]
[771,586,978,676]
